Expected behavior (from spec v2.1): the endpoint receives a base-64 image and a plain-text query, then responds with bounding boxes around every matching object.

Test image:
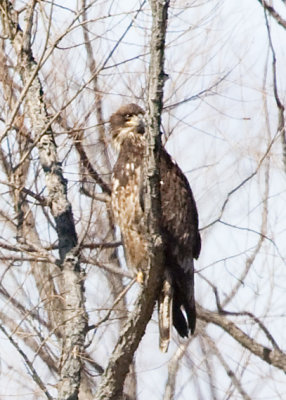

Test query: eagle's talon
[136,270,144,284]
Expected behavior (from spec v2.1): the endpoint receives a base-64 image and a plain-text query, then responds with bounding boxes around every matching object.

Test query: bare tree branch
[262,5,286,174]
[258,0,286,29]
[0,322,53,400]
[198,305,286,372]
[202,130,279,230]
[93,1,170,399]
[0,2,88,399]
[204,333,252,400]
[72,130,111,195]
[163,342,189,400]
[81,0,112,180]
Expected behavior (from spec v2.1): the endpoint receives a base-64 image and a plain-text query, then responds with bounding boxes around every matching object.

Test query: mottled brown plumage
[110,103,201,351]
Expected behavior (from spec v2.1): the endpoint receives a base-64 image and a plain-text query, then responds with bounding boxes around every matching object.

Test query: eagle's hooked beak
[126,114,145,134]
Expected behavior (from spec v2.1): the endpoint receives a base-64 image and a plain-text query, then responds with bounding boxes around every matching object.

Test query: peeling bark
[0,1,87,399]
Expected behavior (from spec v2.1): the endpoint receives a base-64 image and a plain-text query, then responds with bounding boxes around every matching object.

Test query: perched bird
[110,103,201,351]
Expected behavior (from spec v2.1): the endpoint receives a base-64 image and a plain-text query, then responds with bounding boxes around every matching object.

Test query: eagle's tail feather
[158,279,173,353]
[172,300,188,338]
[185,301,196,334]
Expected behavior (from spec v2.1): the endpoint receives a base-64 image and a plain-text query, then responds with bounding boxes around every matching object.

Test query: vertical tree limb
[0,1,87,399]
[93,1,170,399]
[262,4,286,173]
[145,0,170,255]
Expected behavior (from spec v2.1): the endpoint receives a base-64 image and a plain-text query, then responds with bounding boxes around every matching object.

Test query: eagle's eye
[125,114,131,119]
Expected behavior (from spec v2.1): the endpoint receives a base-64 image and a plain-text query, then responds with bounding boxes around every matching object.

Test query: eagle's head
[109,103,145,150]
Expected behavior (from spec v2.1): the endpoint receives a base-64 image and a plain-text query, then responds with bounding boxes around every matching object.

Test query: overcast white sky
[1,1,286,399]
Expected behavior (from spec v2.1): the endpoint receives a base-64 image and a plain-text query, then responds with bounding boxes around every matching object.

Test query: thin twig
[87,278,136,332]
[204,333,252,400]
[0,323,53,399]
[202,130,279,230]
[263,5,286,173]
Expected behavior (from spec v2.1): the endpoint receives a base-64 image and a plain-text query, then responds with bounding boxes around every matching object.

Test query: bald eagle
[110,103,201,352]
